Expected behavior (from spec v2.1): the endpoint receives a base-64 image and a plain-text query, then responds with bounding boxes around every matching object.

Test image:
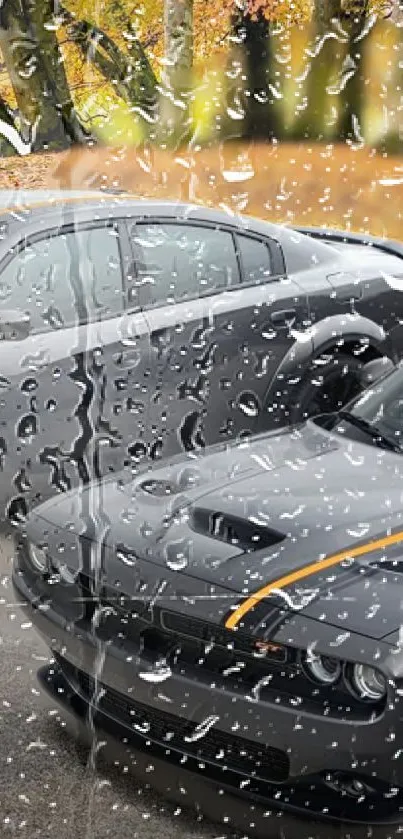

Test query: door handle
[334,285,362,304]
[327,273,363,304]
[270,309,297,327]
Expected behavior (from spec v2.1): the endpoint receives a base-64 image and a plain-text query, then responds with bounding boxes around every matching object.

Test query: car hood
[25,421,403,641]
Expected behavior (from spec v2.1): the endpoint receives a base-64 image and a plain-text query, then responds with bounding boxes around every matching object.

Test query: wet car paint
[12,364,403,823]
[0,190,403,522]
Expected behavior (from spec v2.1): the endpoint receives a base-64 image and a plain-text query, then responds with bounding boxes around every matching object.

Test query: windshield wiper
[338,411,400,453]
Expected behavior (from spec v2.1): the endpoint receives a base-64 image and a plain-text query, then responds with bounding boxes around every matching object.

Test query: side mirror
[0,309,30,341]
[359,356,395,388]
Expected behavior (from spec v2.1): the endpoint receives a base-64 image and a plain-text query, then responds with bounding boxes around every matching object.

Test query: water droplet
[139,665,172,684]
[184,715,220,743]
[140,521,153,538]
[237,392,259,418]
[21,378,37,394]
[120,507,138,524]
[222,169,254,183]
[165,538,191,571]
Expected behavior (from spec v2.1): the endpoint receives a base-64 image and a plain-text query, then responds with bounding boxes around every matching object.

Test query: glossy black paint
[12,363,403,822]
[0,190,403,519]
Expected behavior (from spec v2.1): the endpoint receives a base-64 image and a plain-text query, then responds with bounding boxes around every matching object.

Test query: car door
[204,230,310,440]
[0,221,150,516]
[126,220,307,459]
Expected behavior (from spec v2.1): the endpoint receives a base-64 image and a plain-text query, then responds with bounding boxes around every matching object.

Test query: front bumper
[39,661,403,834]
[12,564,403,825]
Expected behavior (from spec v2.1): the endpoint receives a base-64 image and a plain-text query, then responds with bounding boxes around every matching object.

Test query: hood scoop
[189,506,285,553]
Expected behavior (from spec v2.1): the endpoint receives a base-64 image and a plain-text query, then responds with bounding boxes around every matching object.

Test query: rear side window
[0,227,123,332]
[237,234,272,284]
[130,223,240,306]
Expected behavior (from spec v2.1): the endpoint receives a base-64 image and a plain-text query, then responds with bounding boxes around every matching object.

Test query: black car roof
[0,189,338,265]
[0,189,276,231]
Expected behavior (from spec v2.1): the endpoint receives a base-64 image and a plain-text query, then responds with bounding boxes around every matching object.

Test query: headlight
[350,664,387,701]
[304,653,342,685]
[27,541,48,573]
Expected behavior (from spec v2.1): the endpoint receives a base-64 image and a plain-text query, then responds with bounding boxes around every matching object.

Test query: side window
[0,227,123,332]
[237,234,272,284]
[130,223,240,306]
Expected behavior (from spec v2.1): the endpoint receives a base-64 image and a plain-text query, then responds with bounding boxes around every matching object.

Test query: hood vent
[369,559,403,574]
[190,507,285,553]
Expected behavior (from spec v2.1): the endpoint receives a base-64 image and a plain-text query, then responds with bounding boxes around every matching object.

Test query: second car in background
[0,190,402,519]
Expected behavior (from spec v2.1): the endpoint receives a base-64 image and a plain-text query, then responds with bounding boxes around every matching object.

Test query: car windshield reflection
[323,364,403,452]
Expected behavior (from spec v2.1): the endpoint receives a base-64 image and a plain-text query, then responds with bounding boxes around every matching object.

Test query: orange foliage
[0,142,400,240]
[220,0,312,23]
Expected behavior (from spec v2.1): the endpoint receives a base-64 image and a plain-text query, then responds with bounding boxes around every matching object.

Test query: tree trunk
[62,7,157,118]
[158,0,193,147]
[294,0,344,140]
[0,97,25,155]
[0,0,88,151]
[375,1,403,152]
[228,9,280,141]
[337,1,371,141]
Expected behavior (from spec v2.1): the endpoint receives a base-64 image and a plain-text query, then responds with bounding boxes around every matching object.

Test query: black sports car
[12,360,403,826]
[1,189,403,522]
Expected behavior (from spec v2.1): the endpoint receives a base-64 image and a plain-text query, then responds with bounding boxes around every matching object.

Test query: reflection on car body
[13,363,403,824]
[1,190,403,523]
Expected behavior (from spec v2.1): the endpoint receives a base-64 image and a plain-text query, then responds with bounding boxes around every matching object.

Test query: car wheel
[288,351,365,424]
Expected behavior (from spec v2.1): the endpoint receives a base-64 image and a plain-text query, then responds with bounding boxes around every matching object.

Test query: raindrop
[184,715,220,743]
[17,414,37,439]
[21,378,37,394]
[327,55,357,95]
[139,665,172,683]
[237,392,260,418]
[222,169,255,183]
[120,508,138,524]
[226,105,245,121]
[116,547,137,566]
[165,538,192,571]
[346,524,370,539]
[140,521,153,538]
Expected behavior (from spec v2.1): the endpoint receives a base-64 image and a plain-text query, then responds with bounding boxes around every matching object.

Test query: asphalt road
[2,533,401,839]
[0,533,220,839]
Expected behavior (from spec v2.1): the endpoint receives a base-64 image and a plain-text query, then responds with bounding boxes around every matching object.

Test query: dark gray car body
[12,380,403,824]
[1,189,403,520]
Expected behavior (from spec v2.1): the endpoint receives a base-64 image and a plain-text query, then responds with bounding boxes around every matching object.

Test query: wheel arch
[260,314,388,423]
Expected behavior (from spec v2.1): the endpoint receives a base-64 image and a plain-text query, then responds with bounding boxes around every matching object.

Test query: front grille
[95,599,384,721]
[58,656,290,784]
[160,609,287,662]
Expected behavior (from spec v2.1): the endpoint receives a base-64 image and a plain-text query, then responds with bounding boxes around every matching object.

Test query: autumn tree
[158,0,194,146]
[222,1,309,141]
[337,0,372,141]
[377,0,403,151]
[0,0,89,150]
[294,1,385,141]
[60,5,158,122]
[225,5,279,140]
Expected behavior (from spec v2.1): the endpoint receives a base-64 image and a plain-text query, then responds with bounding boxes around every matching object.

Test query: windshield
[326,364,403,452]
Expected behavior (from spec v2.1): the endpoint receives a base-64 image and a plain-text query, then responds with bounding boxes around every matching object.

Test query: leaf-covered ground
[1,142,403,239]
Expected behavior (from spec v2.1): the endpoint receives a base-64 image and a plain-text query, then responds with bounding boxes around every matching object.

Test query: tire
[288,351,365,425]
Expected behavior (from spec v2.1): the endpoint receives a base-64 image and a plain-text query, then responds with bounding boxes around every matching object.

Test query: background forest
[0,0,402,154]
[0,2,402,242]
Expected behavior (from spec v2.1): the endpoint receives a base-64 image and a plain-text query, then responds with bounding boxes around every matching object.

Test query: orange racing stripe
[225,528,403,630]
